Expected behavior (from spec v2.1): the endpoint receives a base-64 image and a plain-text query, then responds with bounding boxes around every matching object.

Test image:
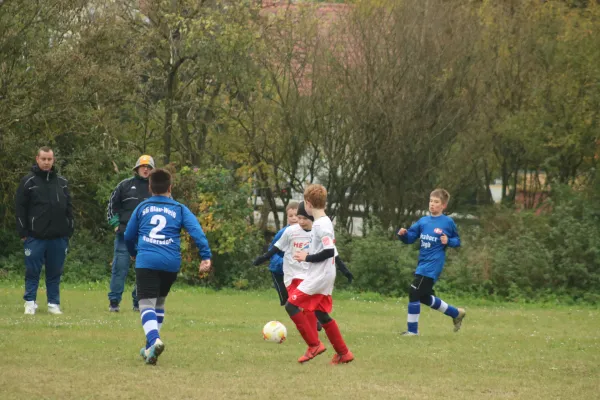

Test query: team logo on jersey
[24,248,31,257]
[322,236,332,246]
[434,228,443,235]
[292,295,297,301]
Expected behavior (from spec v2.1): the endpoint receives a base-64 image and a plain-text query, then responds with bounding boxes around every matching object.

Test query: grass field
[1,283,599,400]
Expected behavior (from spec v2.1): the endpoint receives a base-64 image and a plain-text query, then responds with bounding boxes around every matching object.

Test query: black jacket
[106,175,151,233]
[15,165,74,239]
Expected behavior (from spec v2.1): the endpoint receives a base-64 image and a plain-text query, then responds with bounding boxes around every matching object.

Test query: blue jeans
[108,234,138,306]
[23,237,68,305]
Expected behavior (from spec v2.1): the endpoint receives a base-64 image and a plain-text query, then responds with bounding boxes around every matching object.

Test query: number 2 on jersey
[149,215,167,239]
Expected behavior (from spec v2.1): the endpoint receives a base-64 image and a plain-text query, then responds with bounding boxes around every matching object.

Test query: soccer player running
[289,184,354,365]
[397,188,465,336]
[124,169,212,365]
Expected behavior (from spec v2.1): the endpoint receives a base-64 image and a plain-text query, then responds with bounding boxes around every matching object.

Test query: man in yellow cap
[106,155,155,312]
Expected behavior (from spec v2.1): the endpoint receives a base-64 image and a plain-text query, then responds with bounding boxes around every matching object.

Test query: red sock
[322,319,349,355]
[304,310,319,338]
[290,312,319,347]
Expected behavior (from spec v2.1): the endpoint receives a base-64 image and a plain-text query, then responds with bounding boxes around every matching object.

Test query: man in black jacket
[15,146,74,315]
[106,155,154,312]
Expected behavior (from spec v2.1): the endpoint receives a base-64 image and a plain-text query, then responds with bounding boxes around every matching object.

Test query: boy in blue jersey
[264,202,299,306]
[124,169,212,364]
[397,188,465,336]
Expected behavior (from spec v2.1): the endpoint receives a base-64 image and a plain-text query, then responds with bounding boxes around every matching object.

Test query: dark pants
[108,233,138,306]
[23,237,68,305]
[271,272,288,306]
[135,268,178,300]
[409,274,436,304]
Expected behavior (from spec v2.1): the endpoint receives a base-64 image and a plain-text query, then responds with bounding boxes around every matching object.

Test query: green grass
[1,283,599,400]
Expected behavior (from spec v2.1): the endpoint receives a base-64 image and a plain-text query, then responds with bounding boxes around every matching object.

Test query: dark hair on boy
[149,168,172,195]
[430,188,450,204]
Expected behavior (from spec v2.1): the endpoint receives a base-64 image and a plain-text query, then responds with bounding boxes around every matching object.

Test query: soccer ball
[262,321,287,344]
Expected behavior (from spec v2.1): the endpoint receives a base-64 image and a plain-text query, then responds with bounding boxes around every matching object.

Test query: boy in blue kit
[265,202,299,306]
[397,188,465,336]
[124,169,212,365]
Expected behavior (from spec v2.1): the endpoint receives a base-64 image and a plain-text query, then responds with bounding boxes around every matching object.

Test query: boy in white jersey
[289,184,354,365]
[253,202,354,337]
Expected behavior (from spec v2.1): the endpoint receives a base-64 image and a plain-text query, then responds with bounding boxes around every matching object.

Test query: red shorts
[286,278,303,294]
[287,288,333,313]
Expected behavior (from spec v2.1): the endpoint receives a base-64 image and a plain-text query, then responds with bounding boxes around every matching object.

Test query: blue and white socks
[429,296,459,318]
[407,301,421,334]
[406,296,460,333]
[141,308,160,349]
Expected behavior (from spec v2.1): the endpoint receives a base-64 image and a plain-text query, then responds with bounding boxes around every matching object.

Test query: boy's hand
[293,251,308,262]
[398,228,407,236]
[199,259,212,273]
[253,255,267,266]
[344,271,354,284]
[440,233,448,245]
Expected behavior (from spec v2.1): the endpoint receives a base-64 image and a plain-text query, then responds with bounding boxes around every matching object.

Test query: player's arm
[15,176,30,239]
[123,206,140,257]
[254,228,288,266]
[253,245,282,266]
[269,227,286,258]
[107,182,122,230]
[397,220,421,244]
[444,219,461,248]
[335,256,354,283]
[62,178,74,237]
[182,206,212,260]
[301,230,335,263]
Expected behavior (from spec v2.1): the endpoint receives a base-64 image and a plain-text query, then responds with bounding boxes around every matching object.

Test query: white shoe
[24,301,37,315]
[47,303,63,315]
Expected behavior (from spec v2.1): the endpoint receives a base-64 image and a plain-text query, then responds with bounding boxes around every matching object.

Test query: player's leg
[44,237,68,314]
[424,290,466,332]
[23,237,45,314]
[284,299,323,363]
[271,272,288,306]
[132,286,139,312]
[315,310,354,364]
[108,234,130,311]
[156,271,178,333]
[402,274,433,335]
[136,268,163,364]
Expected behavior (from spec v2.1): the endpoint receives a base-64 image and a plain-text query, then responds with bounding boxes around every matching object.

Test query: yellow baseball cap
[133,155,155,170]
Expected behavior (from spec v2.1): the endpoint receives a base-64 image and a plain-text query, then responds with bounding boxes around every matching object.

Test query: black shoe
[109,301,120,312]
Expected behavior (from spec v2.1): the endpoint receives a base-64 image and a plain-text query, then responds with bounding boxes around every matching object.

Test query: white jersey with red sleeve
[297,216,337,295]
[274,224,310,287]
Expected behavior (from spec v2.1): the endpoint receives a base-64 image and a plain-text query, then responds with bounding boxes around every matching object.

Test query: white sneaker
[24,301,37,315]
[47,303,63,315]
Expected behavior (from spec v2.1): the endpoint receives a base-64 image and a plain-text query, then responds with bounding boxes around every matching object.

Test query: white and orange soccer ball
[262,321,287,344]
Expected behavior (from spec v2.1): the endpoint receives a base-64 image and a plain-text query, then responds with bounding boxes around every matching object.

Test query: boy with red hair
[289,184,354,365]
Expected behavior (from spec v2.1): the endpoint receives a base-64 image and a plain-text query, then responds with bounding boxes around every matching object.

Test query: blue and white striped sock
[407,301,420,333]
[156,308,165,331]
[141,308,160,349]
[429,296,459,318]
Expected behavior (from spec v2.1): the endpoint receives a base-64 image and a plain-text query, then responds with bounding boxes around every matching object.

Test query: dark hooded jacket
[15,165,74,239]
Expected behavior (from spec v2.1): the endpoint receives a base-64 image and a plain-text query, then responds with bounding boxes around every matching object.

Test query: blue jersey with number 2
[124,196,211,272]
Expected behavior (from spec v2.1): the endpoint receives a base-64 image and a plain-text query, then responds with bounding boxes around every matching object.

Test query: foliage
[172,165,265,288]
